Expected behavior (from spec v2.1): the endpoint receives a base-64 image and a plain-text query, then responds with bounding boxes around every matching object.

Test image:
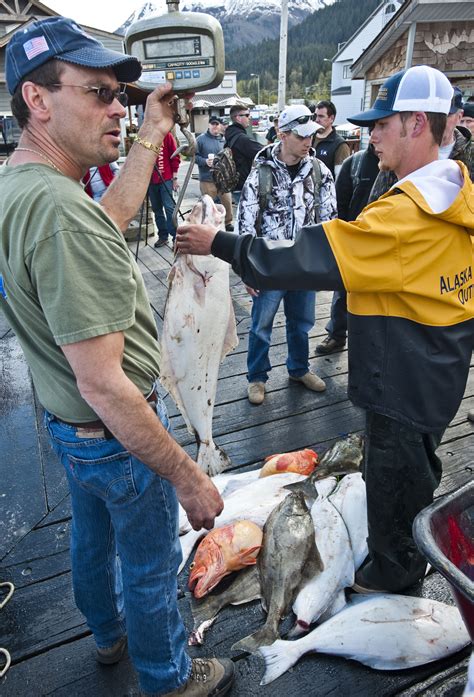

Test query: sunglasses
[48,83,128,107]
[287,114,314,126]
[238,112,250,118]
[289,129,313,139]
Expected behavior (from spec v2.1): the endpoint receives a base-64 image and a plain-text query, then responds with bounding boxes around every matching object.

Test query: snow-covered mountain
[116,0,335,51]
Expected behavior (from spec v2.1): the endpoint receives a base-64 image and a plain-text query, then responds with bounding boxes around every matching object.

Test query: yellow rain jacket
[214,159,474,431]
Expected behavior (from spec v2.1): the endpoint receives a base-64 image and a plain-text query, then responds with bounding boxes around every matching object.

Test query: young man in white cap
[369,83,473,201]
[237,104,337,404]
[177,65,473,593]
[0,16,233,697]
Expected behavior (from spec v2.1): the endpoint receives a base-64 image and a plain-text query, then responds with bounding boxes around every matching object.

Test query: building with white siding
[350,0,474,147]
[329,1,403,126]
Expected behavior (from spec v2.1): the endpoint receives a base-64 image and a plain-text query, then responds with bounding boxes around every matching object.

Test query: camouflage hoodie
[236,143,337,241]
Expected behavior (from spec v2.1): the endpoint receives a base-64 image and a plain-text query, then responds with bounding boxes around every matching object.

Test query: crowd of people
[0,14,473,697]
[177,64,474,603]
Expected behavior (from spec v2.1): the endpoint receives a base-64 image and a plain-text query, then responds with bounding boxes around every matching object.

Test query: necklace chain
[13,147,63,174]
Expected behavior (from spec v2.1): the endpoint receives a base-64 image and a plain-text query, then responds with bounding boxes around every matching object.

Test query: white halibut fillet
[178,467,262,535]
[290,495,354,636]
[260,594,471,684]
[329,472,368,571]
[178,470,336,535]
[160,196,238,476]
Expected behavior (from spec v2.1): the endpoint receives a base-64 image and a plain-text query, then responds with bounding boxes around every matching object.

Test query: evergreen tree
[227,0,379,99]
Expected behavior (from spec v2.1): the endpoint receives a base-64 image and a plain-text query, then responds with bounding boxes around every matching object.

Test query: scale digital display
[144,36,201,60]
[125,12,225,92]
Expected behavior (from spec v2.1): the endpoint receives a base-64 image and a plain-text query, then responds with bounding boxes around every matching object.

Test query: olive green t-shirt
[0,163,160,421]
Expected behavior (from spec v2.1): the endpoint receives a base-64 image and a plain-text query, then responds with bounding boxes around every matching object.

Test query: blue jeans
[232,190,242,205]
[325,290,347,340]
[44,397,191,696]
[247,289,315,383]
[148,180,176,240]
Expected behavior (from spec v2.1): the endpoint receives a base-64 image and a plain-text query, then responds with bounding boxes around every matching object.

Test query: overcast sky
[45,1,142,32]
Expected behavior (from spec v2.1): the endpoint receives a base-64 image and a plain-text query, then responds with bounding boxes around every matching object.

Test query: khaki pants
[199,181,233,227]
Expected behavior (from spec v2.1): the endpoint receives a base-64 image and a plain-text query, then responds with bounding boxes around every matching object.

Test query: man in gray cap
[195,115,234,230]
[0,16,233,697]
[177,65,473,595]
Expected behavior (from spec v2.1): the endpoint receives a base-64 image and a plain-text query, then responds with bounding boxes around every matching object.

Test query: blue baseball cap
[348,65,453,127]
[6,17,141,95]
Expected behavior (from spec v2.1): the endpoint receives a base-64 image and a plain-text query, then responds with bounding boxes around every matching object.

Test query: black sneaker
[225,224,234,232]
[154,239,168,248]
[315,335,346,355]
[160,658,235,696]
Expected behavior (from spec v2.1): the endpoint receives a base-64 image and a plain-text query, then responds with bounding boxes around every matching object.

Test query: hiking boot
[315,335,346,355]
[290,371,326,392]
[247,382,265,405]
[160,658,235,697]
[96,636,127,665]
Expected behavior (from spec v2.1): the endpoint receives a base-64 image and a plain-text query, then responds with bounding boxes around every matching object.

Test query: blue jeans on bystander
[325,290,348,340]
[148,180,176,241]
[247,289,315,383]
[44,396,191,696]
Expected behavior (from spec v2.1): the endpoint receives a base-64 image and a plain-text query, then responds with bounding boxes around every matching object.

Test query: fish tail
[259,639,302,685]
[283,479,317,499]
[197,441,232,476]
[231,625,279,654]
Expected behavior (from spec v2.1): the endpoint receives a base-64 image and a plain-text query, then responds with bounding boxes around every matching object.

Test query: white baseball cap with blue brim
[6,16,142,95]
[278,104,319,137]
[347,65,453,127]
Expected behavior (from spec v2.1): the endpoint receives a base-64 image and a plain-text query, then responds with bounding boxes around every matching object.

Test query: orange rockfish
[189,520,263,599]
[259,449,318,478]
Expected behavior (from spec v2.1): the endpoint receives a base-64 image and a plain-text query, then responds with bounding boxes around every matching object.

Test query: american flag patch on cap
[23,35,49,61]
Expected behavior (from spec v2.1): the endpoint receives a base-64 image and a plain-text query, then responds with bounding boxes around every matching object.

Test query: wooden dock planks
[1,238,472,696]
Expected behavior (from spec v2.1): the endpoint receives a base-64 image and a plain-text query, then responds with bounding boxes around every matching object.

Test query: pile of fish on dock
[182,437,470,684]
[160,197,470,685]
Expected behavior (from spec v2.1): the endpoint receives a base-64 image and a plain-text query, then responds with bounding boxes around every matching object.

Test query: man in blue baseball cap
[367,80,473,202]
[176,64,474,595]
[0,16,234,697]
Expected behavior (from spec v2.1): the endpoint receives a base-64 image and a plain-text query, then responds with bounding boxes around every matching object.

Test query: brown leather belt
[58,389,158,440]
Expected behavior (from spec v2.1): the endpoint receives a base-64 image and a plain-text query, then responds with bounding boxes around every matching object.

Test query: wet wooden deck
[1,208,473,696]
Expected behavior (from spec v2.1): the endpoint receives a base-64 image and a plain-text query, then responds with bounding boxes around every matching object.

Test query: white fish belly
[178,467,262,534]
[330,473,368,570]
[305,594,471,669]
[179,472,306,570]
[292,497,354,627]
[260,595,470,685]
[160,254,237,444]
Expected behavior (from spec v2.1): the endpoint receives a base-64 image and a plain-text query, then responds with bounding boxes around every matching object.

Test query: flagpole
[277,0,288,111]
